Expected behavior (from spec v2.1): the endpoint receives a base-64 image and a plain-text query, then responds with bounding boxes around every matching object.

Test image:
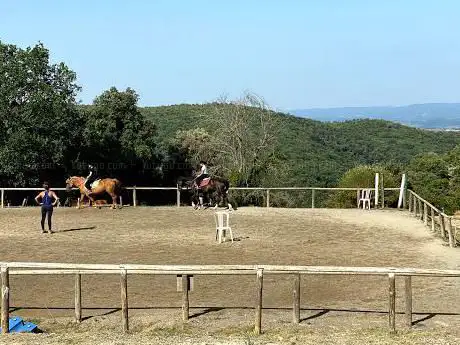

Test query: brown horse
[65,176,123,209]
[181,175,233,210]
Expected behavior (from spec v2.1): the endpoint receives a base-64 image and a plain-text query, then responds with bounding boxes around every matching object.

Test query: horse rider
[194,161,209,188]
[84,164,98,195]
[34,182,59,234]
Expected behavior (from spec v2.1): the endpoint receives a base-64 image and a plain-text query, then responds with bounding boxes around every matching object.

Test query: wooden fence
[0,186,401,208]
[407,190,457,248]
[1,262,460,335]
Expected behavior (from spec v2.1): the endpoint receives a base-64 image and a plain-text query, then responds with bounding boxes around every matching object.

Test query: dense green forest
[142,105,460,186]
[1,40,460,212]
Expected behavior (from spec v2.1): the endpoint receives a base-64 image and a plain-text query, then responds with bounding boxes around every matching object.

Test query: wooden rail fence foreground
[1,262,460,335]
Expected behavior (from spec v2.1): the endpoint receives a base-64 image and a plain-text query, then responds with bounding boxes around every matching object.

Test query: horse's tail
[114,179,123,196]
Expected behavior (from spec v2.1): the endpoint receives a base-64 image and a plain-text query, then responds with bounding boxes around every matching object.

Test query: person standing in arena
[34,182,59,234]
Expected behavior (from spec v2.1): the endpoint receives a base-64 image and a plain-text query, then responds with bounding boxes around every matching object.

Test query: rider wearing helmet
[194,161,209,188]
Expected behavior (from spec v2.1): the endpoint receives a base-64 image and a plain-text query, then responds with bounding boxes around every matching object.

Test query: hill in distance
[290,103,460,129]
[141,104,460,187]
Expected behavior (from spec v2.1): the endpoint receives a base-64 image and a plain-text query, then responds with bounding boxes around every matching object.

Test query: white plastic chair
[214,211,234,243]
[358,189,372,210]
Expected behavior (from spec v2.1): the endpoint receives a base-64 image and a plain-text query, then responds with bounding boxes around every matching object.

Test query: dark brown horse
[181,175,233,210]
[65,176,123,209]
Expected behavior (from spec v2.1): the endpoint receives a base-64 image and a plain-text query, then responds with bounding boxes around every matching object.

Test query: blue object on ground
[0,316,38,333]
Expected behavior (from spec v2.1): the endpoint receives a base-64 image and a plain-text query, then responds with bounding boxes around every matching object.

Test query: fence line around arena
[407,190,457,248]
[2,186,457,248]
[0,186,401,209]
[1,262,460,335]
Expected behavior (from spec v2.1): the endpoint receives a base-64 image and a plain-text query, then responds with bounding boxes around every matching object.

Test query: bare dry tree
[173,91,284,186]
[203,90,283,186]
[172,127,217,169]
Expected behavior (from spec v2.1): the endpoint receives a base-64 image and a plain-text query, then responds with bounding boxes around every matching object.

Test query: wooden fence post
[404,276,412,328]
[440,215,446,239]
[414,197,418,217]
[292,274,300,324]
[447,217,455,248]
[418,200,423,221]
[408,192,413,212]
[0,189,4,209]
[381,173,385,208]
[266,190,270,208]
[388,273,396,333]
[120,268,128,333]
[1,266,9,334]
[423,203,428,226]
[133,187,137,207]
[75,274,82,323]
[311,190,315,209]
[255,268,264,335]
[176,185,181,208]
[431,208,435,231]
[374,173,379,208]
[182,275,190,321]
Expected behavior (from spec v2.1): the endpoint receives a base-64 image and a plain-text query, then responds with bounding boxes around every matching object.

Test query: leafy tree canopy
[0,41,81,186]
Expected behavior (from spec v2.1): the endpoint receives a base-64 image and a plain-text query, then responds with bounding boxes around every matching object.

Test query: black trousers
[85,176,97,190]
[41,205,53,231]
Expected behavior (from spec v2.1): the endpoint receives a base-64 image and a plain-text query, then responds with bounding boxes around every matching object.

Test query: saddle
[197,177,211,188]
[85,179,101,193]
[91,179,101,188]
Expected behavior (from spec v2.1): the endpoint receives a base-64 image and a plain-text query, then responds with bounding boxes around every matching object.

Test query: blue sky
[1,0,459,110]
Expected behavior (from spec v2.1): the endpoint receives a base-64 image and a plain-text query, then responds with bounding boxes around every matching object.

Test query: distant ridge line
[289,103,460,129]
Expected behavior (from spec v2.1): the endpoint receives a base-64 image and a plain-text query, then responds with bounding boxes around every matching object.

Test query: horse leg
[88,194,95,208]
[224,190,233,210]
[198,190,204,209]
[193,194,199,209]
[110,194,117,209]
[78,193,85,209]
[190,188,198,209]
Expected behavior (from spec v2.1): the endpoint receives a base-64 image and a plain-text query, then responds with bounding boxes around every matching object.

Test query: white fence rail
[0,186,401,208]
[1,262,459,334]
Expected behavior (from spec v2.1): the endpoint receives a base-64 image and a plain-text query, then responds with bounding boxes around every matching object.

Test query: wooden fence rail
[1,262,460,335]
[407,190,457,248]
[0,186,401,208]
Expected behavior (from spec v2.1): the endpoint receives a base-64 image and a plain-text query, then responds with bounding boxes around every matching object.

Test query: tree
[0,41,82,186]
[175,91,282,187]
[328,164,400,208]
[81,87,159,184]
[407,153,451,210]
[406,147,460,214]
[172,128,216,168]
[208,92,282,186]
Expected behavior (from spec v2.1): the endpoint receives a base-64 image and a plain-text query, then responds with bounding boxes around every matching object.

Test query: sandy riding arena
[0,207,459,345]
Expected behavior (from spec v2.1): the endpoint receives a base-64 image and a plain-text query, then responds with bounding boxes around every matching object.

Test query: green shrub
[328,165,401,208]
